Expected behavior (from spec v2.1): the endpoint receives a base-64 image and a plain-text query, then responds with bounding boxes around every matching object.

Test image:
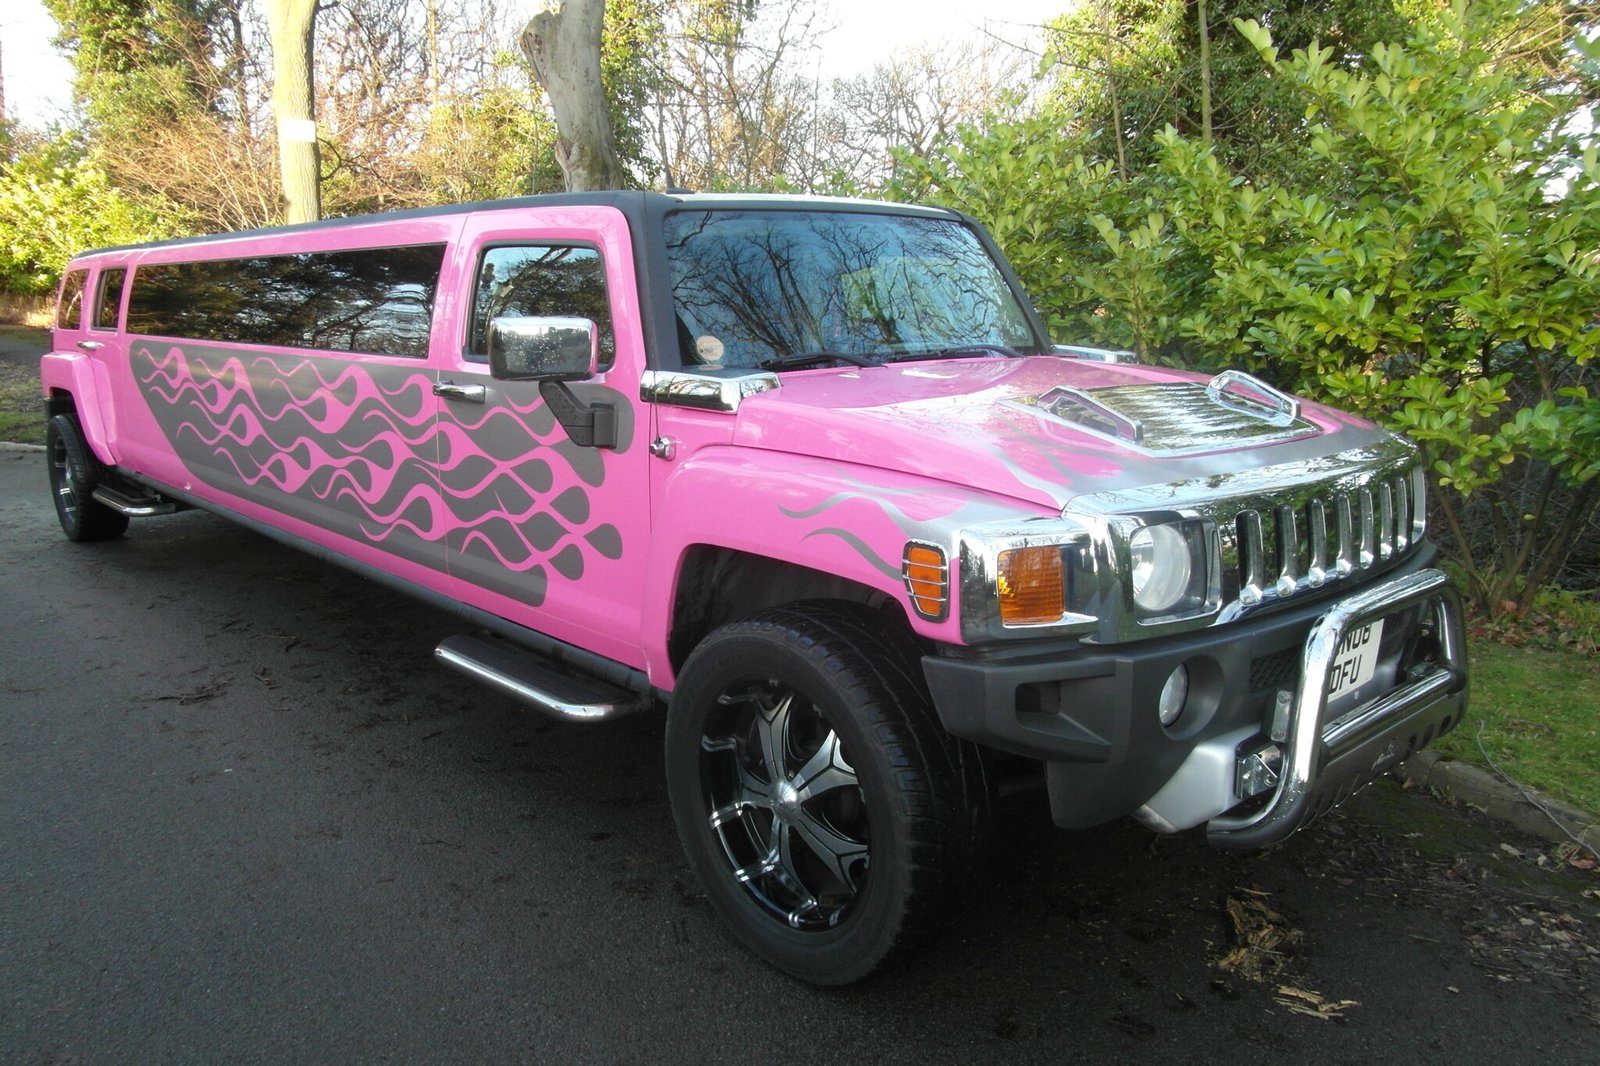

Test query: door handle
[433,381,486,404]
[77,340,106,351]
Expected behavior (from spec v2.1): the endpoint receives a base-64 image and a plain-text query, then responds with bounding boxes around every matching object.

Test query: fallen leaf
[1274,985,1359,1021]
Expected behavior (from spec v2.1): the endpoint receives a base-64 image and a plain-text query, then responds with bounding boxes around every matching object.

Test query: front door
[431,208,653,670]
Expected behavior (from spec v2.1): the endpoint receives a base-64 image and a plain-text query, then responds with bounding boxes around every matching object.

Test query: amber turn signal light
[997,546,1064,625]
[902,543,948,620]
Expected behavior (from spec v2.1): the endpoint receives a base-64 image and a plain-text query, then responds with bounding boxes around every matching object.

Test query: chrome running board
[434,633,652,721]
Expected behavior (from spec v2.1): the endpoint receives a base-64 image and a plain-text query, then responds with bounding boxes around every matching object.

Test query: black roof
[72,190,961,260]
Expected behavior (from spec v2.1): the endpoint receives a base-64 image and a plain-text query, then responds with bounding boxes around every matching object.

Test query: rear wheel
[46,412,128,542]
[665,603,986,984]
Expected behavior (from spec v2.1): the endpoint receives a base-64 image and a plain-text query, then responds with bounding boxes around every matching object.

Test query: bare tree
[519,0,625,191]
[817,36,1034,191]
[639,1,822,191]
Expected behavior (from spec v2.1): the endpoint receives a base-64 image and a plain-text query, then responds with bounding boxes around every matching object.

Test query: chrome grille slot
[1236,510,1266,605]
[1358,487,1376,568]
[1392,472,1413,553]
[1378,482,1395,561]
[1273,503,1301,594]
[1306,499,1329,585]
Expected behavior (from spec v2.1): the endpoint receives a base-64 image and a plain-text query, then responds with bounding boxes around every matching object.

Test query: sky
[0,0,1069,130]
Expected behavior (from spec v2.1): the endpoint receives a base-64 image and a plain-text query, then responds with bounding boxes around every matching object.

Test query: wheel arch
[666,545,920,677]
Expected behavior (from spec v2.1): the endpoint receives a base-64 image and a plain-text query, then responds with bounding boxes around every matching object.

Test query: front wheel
[665,603,986,984]
[46,412,128,542]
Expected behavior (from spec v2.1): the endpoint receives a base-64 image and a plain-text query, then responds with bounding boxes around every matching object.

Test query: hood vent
[1015,371,1318,456]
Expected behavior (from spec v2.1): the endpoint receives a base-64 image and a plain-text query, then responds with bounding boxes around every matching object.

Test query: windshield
[663,209,1038,369]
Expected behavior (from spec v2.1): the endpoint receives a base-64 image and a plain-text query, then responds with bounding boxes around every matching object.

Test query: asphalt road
[0,326,46,370]
[2,449,1596,1063]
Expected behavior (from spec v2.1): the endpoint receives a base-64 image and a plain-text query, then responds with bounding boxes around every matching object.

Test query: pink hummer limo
[43,192,1467,983]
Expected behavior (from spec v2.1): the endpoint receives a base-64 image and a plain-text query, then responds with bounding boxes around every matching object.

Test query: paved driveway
[2,450,1595,1062]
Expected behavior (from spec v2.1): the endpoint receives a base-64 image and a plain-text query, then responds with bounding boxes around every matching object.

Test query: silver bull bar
[1205,567,1466,848]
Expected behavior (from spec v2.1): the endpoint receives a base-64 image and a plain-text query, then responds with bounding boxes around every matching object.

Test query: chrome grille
[1225,470,1424,608]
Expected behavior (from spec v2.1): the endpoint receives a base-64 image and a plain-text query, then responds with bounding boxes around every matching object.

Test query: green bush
[896,2,1600,615]
[0,142,183,295]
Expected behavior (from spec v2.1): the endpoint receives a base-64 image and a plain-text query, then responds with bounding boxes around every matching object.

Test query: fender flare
[40,351,116,465]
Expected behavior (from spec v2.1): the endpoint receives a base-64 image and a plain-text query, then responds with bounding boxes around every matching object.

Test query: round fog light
[1158,665,1189,728]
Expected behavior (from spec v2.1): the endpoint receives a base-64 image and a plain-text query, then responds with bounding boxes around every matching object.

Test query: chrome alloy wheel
[699,678,870,931]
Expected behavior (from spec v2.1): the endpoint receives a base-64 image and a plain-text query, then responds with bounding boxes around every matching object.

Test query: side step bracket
[434,633,651,722]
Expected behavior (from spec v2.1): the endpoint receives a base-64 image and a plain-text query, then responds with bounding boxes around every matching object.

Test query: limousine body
[42,191,1467,983]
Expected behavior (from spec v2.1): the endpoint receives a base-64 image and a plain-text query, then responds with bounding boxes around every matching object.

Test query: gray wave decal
[131,343,625,606]
[800,527,902,580]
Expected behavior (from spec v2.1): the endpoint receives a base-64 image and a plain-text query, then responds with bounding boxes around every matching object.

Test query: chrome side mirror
[487,315,598,382]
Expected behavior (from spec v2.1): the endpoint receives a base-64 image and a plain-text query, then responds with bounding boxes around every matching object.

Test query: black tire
[46,412,129,543]
[665,602,988,985]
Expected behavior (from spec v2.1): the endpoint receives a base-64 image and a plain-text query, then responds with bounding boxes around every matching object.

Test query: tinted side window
[57,270,87,329]
[467,245,614,365]
[92,268,126,330]
[127,244,446,358]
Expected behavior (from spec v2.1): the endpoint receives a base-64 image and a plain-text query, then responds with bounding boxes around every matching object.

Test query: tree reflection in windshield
[664,210,1036,368]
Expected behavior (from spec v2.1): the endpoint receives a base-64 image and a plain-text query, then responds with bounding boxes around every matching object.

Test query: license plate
[1326,619,1384,702]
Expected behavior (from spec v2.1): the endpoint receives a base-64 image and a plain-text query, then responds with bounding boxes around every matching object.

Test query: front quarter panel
[642,445,1044,684]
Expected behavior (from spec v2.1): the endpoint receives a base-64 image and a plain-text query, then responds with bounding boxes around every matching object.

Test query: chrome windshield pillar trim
[1206,567,1465,848]
[640,368,781,413]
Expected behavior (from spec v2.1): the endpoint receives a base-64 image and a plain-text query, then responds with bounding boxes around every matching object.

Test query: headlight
[1130,524,1192,613]
[1126,519,1218,622]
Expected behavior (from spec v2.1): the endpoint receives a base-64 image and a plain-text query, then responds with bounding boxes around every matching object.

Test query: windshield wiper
[887,344,1024,363]
[757,350,884,371]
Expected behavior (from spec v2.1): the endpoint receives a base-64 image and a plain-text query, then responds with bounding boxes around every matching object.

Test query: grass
[1439,637,1600,817]
[0,363,45,446]
[0,323,1592,815]
[0,324,47,447]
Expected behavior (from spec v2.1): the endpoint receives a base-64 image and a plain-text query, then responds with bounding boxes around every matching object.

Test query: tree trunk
[265,0,322,224]
[520,0,624,192]
[1197,0,1213,147]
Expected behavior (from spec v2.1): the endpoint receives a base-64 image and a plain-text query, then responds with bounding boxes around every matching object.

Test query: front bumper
[922,560,1467,848]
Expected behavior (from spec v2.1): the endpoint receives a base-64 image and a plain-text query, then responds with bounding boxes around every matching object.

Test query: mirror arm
[539,380,617,449]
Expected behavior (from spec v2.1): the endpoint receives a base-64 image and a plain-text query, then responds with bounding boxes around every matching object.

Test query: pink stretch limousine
[42,191,1467,983]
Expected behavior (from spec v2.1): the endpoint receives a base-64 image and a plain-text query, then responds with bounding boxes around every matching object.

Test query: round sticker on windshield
[695,335,725,362]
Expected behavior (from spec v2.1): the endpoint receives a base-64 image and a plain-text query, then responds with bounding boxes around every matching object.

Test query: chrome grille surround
[1055,437,1425,644]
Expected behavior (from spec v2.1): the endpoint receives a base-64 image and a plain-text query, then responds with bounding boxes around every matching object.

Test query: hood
[731,356,1393,513]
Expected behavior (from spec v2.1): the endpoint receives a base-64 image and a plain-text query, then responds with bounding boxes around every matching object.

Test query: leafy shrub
[0,142,184,295]
[895,2,1599,615]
